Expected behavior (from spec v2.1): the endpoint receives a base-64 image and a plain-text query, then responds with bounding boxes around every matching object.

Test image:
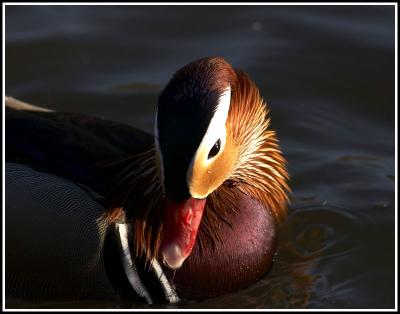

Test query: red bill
[161,197,206,270]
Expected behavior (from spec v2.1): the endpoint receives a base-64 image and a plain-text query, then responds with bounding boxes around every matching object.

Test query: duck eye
[208,139,221,159]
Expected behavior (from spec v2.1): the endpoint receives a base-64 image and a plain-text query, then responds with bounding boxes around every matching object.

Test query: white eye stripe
[187,87,231,182]
[156,87,231,197]
[201,87,231,163]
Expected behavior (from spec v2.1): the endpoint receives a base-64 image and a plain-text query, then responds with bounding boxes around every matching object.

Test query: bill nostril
[184,208,193,225]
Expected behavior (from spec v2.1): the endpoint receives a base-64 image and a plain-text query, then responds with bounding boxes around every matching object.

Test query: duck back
[6,107,153,195]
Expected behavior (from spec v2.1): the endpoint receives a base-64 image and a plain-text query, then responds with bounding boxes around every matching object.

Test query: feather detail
[224,70,290,222]
[103,69,290,262]
[103,148,164,262]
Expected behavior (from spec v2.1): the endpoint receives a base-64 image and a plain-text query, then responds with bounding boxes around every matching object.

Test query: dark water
[5,4,396,309]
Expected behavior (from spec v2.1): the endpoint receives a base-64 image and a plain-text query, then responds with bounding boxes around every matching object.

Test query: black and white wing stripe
[114,223,180,304]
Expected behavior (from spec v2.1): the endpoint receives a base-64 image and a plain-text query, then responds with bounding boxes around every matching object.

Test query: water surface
[5,4,396,309]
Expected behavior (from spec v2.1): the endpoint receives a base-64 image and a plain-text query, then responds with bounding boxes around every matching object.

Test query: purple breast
[162,194,277,300]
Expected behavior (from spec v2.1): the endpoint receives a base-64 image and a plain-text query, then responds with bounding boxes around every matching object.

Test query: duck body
[5,57,288,304]
[5,105,153,193]
[5,106,277,303]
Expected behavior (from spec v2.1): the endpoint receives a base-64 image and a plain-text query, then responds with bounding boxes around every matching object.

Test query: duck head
[106,57,289,272]
[155,58,237,269]
[153,57,289,269]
